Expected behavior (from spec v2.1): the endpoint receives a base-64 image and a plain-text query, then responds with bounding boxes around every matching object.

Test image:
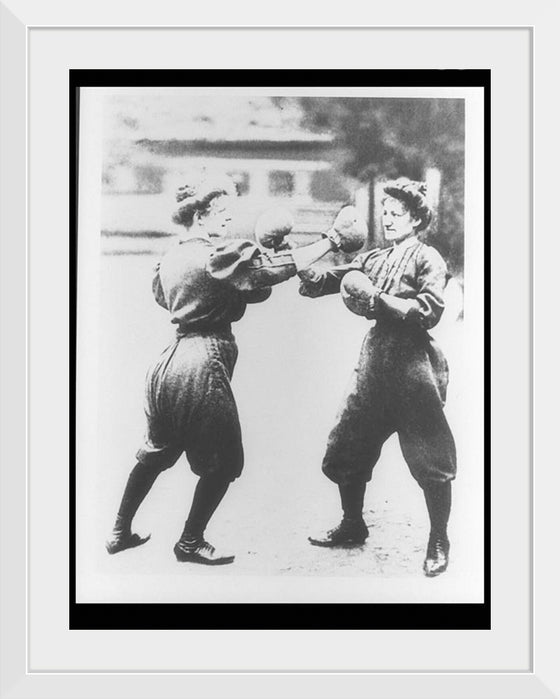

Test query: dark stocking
[112,461,163,534]
[339,481,367,521]
[179,474,231,542]
[423,481,452,539]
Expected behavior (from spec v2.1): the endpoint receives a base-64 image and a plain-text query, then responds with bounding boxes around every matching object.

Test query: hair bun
[385,177,427,199]
[382,177,432,232]
[172,173,237,228]
[175,174,236,205]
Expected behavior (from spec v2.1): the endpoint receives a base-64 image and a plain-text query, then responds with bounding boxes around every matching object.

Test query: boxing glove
[255,207,294,252]
[325,206,367,253]
[340,270,380,318]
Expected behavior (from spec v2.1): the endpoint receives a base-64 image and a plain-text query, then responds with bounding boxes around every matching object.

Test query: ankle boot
[422,481,452,577]
[309,481,368,547]
[423,533,450,577]
[105,462,160,555]
[308,517,369,547]
[174,533,235,565]
[105,515,151,555]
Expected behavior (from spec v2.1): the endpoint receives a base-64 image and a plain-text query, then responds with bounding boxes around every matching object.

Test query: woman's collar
[392,235,419,251]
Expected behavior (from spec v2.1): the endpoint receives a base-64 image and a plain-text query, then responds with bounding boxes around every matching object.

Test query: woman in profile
[106,175,365,565]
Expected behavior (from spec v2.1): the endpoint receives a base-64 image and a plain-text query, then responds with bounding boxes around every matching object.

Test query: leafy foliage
[297,98,465,274]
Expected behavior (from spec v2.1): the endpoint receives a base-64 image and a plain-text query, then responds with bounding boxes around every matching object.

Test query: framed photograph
[1,8,549,699]
[71,69,488,632]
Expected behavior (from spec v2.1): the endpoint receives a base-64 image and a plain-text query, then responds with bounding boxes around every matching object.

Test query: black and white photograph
[3,12,541,693]
[72,71,488,628]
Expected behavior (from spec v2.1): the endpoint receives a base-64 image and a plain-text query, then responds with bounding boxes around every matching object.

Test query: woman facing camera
[105,175,366,565]
[299,178,457,577]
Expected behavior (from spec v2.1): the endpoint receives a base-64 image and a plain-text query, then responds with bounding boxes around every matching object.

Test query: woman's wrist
[291,237,334,271]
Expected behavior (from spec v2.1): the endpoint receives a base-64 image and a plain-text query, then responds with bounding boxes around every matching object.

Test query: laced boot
[309,480,368,547]
[423,533,450,577]
[422,481,452,577]
[174,534,235,565]
[308,517,369,547]
[105,516,151,555]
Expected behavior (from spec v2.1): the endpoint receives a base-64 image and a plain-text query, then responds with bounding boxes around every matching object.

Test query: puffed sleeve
[241,287,273,304]
[152,262,169,310]
[377,246,447,329]
[207,239,297,292]
[298,253,368,298]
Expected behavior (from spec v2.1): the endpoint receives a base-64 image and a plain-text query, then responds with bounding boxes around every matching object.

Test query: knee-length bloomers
[299,236,457,487]
[136,237,297,481]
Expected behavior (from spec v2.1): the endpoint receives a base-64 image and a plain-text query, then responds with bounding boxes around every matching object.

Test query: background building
[101,94,354,255]
[100,93,463,291]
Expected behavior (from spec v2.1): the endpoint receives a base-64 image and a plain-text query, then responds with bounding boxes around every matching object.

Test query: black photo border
[69,69,490,631]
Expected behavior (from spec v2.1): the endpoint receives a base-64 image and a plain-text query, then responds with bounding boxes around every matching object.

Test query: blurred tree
[296,98,465,275]
[310,170,352,203]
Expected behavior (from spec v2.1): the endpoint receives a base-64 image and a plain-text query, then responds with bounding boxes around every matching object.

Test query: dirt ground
[79,252,484,603]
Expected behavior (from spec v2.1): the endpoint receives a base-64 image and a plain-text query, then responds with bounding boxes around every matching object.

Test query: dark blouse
[299,238,448,330]
[152,237,297,334]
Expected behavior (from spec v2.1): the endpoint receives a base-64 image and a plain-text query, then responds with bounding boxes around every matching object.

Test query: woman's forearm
[215,238,335,292]
[377,292,445,329]
[290,237,334,271]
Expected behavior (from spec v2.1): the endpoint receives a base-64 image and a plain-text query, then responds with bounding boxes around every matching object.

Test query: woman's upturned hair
[172,174,236,227]
[382,178,432,233]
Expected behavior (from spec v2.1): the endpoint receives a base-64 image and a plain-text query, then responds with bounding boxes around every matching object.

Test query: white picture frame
[0,3,552,697]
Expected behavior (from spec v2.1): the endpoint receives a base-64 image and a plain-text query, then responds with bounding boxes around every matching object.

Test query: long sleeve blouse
[299,237,448,330]
[152,237,297,335]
